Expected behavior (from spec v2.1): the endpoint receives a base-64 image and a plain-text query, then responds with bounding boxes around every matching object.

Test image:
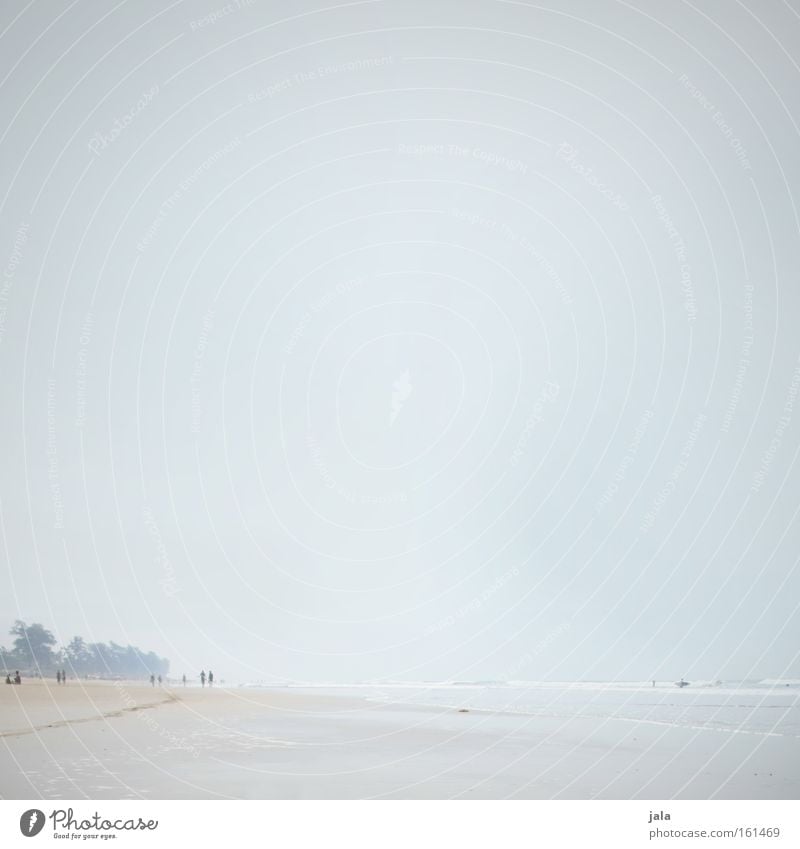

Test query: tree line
[0,620,169,679]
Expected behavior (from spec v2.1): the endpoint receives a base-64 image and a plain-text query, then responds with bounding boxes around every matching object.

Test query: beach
[0,680,797,799]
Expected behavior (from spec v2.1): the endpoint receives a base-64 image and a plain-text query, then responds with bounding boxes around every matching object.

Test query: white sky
[1,0,799,684]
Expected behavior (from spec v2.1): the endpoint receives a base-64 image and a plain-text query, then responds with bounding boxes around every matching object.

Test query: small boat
[675,678,690,688]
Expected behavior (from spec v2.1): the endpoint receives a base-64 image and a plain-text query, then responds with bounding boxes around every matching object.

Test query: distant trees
[64,635,90,671]
[0,621,169,679]
[67,640,169,678]
[8,620,59,672]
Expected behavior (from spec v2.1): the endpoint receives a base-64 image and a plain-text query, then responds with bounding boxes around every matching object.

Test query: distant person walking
[62,669,67,684]
[56,671,61,685]
[200,670,206,687]
[157,675,162,686]
[14,671,21,684]
[208,671,213,687]
[150,673,155,687]
[182,674,186,687]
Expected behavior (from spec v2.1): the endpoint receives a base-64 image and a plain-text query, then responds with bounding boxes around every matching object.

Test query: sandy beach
[0,680,797,799]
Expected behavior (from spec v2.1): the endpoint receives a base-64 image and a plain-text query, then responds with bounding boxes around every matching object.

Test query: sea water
[354,680,800,738]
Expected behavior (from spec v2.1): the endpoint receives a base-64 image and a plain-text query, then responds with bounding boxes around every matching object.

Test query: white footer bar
[2,800,796,847]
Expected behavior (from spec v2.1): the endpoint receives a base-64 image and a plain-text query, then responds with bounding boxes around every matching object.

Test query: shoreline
[0,679,180,738]
[1,681,797,800]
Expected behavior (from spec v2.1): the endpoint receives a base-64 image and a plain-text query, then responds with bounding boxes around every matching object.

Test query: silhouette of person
[208,670,213,687]
[14,671,21,684]
[150,673,155,687]
[4,674,10,684]
[157,675,162,686]
[62,669,67,684]
[200,670,206,687]
[182,674,186,687]
[56,671,61,685]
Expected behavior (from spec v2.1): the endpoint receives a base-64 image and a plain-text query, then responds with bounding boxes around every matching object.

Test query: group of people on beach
[146,671,216,687]
[3,670,218,687]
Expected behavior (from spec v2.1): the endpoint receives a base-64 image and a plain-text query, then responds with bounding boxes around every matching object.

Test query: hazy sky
[1,0,799,684]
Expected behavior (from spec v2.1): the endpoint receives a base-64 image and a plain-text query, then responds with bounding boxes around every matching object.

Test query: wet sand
[0,680,796,799]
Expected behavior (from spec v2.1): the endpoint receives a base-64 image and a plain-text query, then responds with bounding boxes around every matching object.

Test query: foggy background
[1,0,799,685]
